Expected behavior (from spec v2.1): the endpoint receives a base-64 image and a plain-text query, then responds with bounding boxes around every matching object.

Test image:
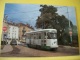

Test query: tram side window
[34,33,37,39]
[26,34,28,39]
[40,32,47,39]
[27,34,30,39]
[41,32,44,39]
[32,34,34,39]
[39,33,41,39]
[36,33,38,39]
[30,35,31,39]
[44,32,47,39]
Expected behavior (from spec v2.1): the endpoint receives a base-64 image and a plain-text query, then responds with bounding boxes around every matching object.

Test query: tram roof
[26,29,57,34]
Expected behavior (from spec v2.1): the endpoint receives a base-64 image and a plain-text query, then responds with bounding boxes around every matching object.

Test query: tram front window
[47,33,57,39]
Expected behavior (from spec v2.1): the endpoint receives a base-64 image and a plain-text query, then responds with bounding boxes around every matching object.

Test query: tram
[26,29,58,50]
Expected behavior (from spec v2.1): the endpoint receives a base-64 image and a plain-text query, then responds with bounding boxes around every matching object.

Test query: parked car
[10,39,17,45]
[1,41,7,45]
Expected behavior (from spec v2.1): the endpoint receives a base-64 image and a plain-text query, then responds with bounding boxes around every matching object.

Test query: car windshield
[47,33,57,39]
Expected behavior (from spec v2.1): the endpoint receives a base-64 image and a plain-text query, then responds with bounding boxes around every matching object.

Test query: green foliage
[40,5,57,14]
[36,5,78,46]
[36,5,73,30]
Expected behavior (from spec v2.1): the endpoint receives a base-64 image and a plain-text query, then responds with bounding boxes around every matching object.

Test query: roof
[7,22,19,27]
[18,23,34,30]
[26,29,57,34]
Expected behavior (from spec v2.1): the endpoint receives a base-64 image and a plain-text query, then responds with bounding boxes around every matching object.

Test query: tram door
[41,32,47,46]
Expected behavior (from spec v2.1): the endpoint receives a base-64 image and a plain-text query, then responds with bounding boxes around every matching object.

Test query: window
[39,33,41,39]
[47,33,57,39]
[40,32,47,39]
[36,33,38,39]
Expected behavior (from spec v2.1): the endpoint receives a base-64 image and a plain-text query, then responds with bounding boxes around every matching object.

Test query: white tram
[26,29,58,50]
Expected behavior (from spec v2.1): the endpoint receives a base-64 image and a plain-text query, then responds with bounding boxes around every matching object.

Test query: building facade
[18,23,34,42]
[7,25,19,40]
[2,17,34,44]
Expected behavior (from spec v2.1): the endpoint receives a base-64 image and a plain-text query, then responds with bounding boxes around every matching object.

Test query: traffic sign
[3,26,7,31]
[69,27,72,36]
[69,31,72,36]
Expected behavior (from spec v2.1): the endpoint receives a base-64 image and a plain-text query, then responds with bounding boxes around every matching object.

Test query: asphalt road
[0,45,79,57]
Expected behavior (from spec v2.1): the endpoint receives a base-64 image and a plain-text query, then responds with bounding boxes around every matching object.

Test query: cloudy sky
[4,3,77,29]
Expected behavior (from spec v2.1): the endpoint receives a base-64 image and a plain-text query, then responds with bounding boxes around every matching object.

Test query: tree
[36,5,73,45]
[72,25,78,46]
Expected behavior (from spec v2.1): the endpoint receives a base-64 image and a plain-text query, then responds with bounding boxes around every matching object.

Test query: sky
[4,3,77,29]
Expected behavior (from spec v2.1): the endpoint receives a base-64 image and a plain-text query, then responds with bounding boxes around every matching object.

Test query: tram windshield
[47,33,57,39]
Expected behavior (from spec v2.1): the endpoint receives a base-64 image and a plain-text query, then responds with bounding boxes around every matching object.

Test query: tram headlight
[54,41,56,44]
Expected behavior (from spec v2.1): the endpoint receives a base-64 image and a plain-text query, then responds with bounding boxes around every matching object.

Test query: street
[0,44,79,57]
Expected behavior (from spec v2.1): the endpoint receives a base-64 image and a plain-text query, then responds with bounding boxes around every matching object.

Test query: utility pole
[67,7,72,44]
[56,6,73,44]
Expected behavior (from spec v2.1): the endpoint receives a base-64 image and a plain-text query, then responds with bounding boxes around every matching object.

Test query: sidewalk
[59,45,79,49]
[0,44,13,53]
